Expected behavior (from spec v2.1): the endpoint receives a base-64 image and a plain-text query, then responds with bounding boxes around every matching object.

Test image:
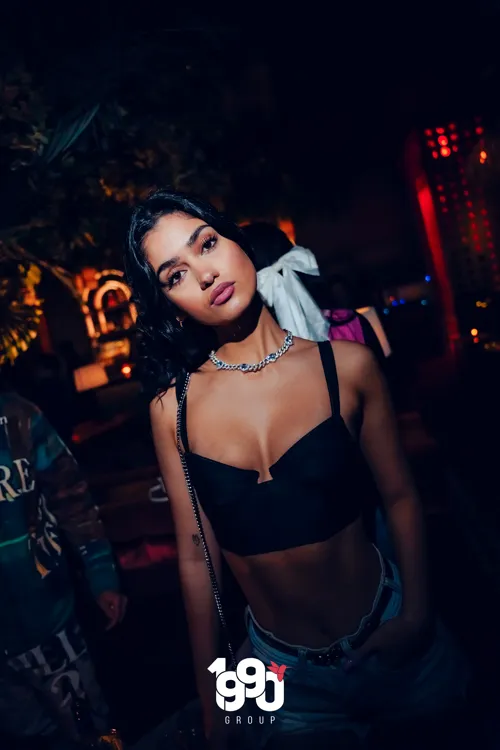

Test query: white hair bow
[257,246,330,342]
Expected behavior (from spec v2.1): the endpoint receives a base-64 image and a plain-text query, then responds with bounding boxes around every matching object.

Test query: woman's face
[144,212,257,326]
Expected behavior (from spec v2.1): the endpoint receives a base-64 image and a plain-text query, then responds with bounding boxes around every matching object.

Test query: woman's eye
[166,270,185,289]
[201,235,217,253]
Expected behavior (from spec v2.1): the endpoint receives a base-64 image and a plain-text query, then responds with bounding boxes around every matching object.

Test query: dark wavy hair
[124,189,254,399]
[240,222,294,271]
[240,221,333,310]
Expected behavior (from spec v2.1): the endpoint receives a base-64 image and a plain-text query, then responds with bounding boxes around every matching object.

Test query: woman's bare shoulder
[149,384,178,433]
[330,339,379,386]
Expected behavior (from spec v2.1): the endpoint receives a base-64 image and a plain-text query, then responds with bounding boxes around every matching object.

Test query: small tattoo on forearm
[192,534,200,546]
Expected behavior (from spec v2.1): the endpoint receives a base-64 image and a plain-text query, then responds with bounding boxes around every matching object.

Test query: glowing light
[452,145,459,152]
[278,218,296,245]
[471,328,478,337]
[424,129,433,136]
[421,299,428,305]
[391,300,399,306]
[436,127,445,134]
[440,146,451,157]
[399,299,405,304]
[427,140,436,147]
[476,127,484,135]
[383,308,390,315]
[480,150,487,160]
[121,364,132,378]
[416,181,460,346]
[432,151,439,159]
[436,184,444,191]
[473,337,479,343]
[450,133,459,141]
[425,275,431,282]
[437,136,448,146]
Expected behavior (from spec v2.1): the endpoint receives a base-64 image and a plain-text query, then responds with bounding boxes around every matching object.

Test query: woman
[125,190,467,747]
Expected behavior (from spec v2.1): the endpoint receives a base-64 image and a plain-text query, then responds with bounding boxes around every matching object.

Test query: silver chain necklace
[209,330,294,373]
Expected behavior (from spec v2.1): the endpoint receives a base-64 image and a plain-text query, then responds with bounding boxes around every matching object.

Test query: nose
[198,267,219,290]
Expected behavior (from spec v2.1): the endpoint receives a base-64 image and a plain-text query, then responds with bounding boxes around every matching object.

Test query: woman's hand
[345,615,434,671]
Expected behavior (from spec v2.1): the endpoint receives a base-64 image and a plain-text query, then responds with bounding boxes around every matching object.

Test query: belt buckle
[314,643,343,666]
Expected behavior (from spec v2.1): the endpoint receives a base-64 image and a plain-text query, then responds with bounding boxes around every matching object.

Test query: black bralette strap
[318,341,341,418]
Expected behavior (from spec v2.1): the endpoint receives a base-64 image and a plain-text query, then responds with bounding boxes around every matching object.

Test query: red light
[452,145,459,152]
[481,209,488,215]
[466,201,473,208]
[436,127,445,134]
[471,223,477,230]
[486,231,492,238]
[469,212,475,218]
[440,146,451,157]
[432,151,439,159]
[450,133,459,141]
[487,242,494,249]
[463,190,469,196]
[476,127,484,135]
[424,129,433,136]
[436,184,444,191]
[441,207,449,213]
[439,195,446,203]
[427,140,436,147]
[437,136,448,146]
[449,123,457,130]
[473,235,480,242]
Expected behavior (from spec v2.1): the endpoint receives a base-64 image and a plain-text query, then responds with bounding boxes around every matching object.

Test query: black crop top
[177,341,372,556]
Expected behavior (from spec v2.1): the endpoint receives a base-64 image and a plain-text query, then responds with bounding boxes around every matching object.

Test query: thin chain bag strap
[176,372,236,669]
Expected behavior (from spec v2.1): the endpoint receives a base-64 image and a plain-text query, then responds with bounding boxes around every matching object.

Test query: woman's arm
[347,343,429,626]
[150,389,221,737]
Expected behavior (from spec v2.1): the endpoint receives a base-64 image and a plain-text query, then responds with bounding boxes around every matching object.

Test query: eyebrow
[156,223,210,281]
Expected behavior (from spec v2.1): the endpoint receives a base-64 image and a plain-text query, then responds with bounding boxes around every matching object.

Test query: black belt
[251,558,395,667]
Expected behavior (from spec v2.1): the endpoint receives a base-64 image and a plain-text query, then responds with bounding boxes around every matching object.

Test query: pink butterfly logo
[267,661,288,682]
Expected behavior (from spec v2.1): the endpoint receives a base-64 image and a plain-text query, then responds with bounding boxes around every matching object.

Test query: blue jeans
[244,549,469,746]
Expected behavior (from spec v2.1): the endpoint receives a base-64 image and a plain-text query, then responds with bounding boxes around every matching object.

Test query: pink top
[323,309,366,344]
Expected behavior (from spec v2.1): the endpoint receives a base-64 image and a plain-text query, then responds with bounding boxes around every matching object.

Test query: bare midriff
[224,518,383,648]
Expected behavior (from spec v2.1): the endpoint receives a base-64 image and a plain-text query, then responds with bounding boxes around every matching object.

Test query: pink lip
[210,282,235,306]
